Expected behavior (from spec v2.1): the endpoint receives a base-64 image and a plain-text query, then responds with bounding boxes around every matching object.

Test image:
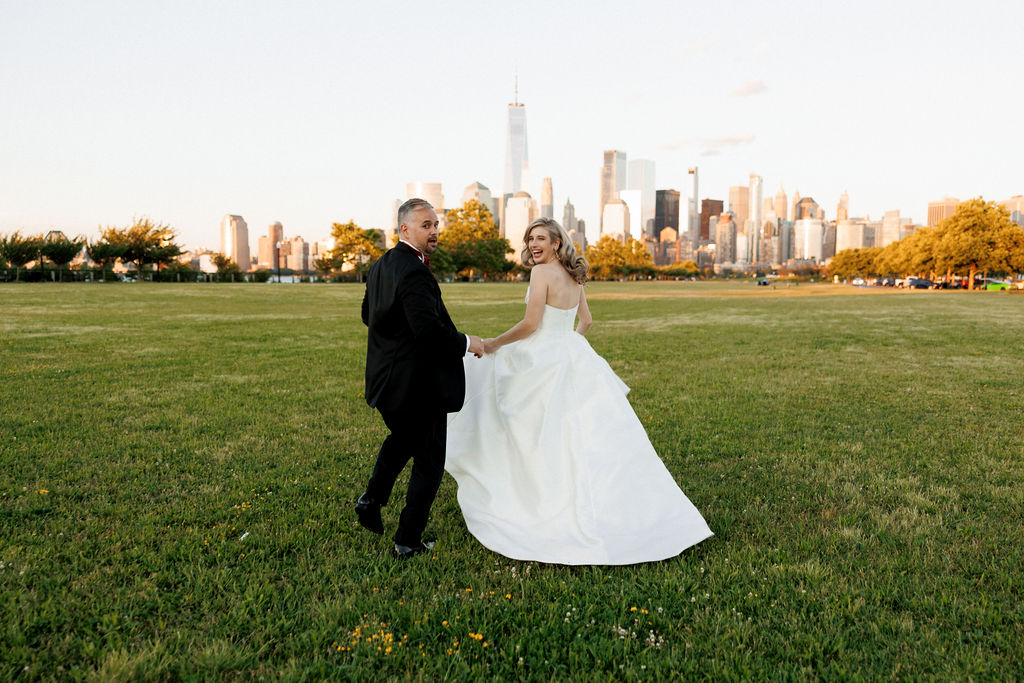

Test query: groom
[357,198,484,558]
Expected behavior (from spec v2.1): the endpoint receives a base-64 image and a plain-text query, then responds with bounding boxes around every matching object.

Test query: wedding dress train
[445,294,712,565]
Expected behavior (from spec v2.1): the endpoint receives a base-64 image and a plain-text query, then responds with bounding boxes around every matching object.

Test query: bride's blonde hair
[520,217,589,284]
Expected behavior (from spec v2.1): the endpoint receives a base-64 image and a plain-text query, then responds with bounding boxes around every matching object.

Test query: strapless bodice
[526,287,577,335]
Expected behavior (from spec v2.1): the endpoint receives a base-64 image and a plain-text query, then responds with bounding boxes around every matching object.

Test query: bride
[445,217,712,565]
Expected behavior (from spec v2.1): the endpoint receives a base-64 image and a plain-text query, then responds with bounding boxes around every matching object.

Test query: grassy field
[1,281,1022,680]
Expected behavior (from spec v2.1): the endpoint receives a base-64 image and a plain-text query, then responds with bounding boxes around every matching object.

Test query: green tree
[100,217,181,281]
[327,221,384,280]
[934,198,1023,288]
[436,200,513,279]
[211,253,241,282]
[623,238,655,279]
[312,256,334,280]
[41,233,86,281]
[0,231,43,281]
[659,259,701,279]
[830,246,884,279]
[584,235,628,280]
[86,239,128,281]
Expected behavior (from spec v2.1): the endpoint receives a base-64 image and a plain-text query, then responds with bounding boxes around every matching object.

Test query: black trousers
[364,407,447,547]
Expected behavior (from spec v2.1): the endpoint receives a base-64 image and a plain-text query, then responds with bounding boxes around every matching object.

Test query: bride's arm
[575,286,592,335]
[483,269,550,354]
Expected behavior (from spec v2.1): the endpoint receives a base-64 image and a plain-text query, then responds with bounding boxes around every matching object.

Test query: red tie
[409,245,430,268]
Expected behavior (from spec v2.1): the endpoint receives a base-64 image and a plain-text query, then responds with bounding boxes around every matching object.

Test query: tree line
[829,198,1024,288]
[320,200,703,282]
[2,202,711,284]
[0,217,183,281]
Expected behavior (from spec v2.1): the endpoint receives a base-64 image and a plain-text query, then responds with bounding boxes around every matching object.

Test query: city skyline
[2,1,1022,251]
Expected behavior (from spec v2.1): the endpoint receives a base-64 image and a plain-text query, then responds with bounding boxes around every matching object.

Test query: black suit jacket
[361,242,467,413]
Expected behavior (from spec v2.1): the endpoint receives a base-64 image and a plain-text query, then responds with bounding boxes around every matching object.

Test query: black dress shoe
[354,494,383,535]
[393,541,435,559]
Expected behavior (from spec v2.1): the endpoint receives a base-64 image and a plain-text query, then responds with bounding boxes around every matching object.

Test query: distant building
[407,182,444,214]
[699,198,724,242]
[687,167,699,244]
[461,181,498,221]
[774,185,788,222]
[540,177,553,219]
[880,210,902,247]
[791,190,801,223]
[601,199,630,242]
[563,198,577,234]
[618,189,643,241]
[836,191,850,222]
[627,159,656,239]
[836,219,868,252]
[568,218,586,251]
[505,191,538,257]
[655,189,680,236]
[219,214,251,272]
[794,196,819,220]
[794,218,824,262]
[257,221,284,269]
[999,195,1024,227]
[927,196,959,227]
[407,182,445,230]
[747,173,763,263]
[286,236,309,272]
[504,83,529,198]
[715,212,738,264]
[822,222,837,260]
[600,150,627,233]
[728,185,749,234]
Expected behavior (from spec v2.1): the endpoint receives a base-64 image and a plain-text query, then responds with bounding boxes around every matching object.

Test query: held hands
[482,338,499,355]
[467,335,485,358]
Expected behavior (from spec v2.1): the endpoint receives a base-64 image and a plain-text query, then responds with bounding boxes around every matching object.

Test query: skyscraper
[836,191,850,222]
[880,209,902,247]
[257,221,283,269]
[655,190,680,236]
[599,150,627,233]
[619,189,642,241]
[687,167,699,244]
[927,197,960,227]
[791,190,801,223]
[715,212,737,264]
[728,186,749,233]
[505,191,538,257]
[748,173,763,262]
[699,199,724,241]
[503,79,529,198]
[602,199,630,241]
[774,185,788,221]
[540,177,553,219]
[219,214,251,271]
[794,219,824,261]
[563,198,577,233]
[627,159,656,239]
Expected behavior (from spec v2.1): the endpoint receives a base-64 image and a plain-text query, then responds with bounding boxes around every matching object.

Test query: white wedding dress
[445,291,712,565]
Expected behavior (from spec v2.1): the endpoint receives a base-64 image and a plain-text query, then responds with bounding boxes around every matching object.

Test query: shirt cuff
[465,334,471,355]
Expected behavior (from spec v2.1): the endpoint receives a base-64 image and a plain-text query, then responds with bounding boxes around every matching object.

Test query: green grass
[1,281,1022,680]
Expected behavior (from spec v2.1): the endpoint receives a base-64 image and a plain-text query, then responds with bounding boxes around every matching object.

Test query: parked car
[905,277,934,289]
[756,279,770,286]
[984,279,1011,291]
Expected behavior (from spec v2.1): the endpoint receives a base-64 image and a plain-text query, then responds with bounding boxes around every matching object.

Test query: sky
[2,0,1022,251]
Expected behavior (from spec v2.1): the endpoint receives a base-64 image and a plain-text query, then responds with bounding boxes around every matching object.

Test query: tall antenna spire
[514,69,519,106]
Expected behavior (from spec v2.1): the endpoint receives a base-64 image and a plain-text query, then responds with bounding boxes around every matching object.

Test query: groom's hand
[467,335,485,358]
